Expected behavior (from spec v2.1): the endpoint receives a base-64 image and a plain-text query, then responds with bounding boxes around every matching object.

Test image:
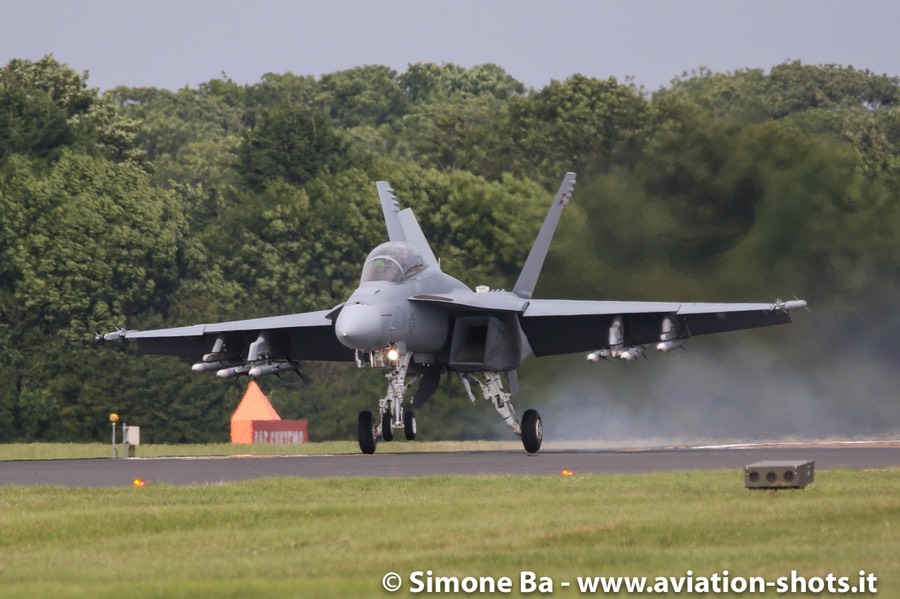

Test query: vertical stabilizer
[513,172,577,299]
[377,181,440,269]
[377,181,407,242]
[399,208,440,269]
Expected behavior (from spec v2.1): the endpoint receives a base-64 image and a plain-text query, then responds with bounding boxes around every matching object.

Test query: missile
[588,346,646,361]
[217,365,251,379]
[656,340,683,352]
[248,362,298,378]
[597,346,637,360]
[618,346,645,361]
[192,360,241,374]
[587,348,614,363]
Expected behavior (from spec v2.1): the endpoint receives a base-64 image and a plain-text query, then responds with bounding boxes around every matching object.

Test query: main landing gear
[461,372,543,454]
[356,352,542,455]
[520,408,543,454]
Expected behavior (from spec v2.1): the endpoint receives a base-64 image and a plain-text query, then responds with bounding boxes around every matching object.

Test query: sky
[2,0,900,93]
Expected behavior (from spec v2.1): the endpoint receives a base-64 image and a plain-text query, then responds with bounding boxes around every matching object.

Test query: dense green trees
[1,55,897,443]
[1,152,183,337]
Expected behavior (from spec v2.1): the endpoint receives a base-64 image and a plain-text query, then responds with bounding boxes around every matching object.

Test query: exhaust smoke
[532,339,900,448]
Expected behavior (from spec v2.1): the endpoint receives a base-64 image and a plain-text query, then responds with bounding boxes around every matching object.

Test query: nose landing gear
[357,351,418,454]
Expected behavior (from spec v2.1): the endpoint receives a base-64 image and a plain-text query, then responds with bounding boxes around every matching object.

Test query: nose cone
[335,304,383,350]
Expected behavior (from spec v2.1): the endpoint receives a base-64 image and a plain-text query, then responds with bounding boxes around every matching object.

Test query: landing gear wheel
[404,411,417,440]
[358,411,377,454]
[521,409,543,454]
[381,412,394,442]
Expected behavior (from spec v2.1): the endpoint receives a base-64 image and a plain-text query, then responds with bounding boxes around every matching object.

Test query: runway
[2,444,899,487]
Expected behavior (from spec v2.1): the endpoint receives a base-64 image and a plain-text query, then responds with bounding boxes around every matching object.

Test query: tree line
[1,56,897,442]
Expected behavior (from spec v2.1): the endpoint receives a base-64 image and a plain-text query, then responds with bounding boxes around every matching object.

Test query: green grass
[7,438,897,461]
[1,470,897,598]
[0,440,525,460]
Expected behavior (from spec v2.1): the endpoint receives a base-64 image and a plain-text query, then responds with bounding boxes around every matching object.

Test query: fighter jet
[98,173,807,454]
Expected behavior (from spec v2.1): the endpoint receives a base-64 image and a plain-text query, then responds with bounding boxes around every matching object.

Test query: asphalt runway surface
[2,444,899,487]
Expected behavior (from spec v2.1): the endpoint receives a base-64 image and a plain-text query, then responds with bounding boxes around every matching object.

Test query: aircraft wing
[519,299,805,357]
[410,290,804,356]
[98,309,354,363]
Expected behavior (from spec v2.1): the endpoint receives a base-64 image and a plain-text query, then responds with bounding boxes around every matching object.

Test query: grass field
[7,437,896,461]
[0,441,528,460]
[1,469,897,598]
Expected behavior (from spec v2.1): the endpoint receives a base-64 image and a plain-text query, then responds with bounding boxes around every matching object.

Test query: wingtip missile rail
[772,298,808,312]
[95,328,129,342]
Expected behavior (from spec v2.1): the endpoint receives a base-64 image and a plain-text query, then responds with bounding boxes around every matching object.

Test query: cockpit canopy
[360,241,426,284]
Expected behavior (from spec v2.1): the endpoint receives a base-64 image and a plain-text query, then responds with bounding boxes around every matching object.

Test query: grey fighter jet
[99,173,807,454]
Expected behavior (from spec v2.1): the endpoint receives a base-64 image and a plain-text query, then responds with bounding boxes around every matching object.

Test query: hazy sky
[3,0,899,92]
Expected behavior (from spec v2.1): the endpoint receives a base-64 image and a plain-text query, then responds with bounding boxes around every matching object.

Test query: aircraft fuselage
[335,270,468,355]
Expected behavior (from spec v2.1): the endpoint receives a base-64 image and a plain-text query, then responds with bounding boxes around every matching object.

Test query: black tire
[521,409,543,454]
[358,411,377,454]
[381,411,394,442]
[404,411,417,441]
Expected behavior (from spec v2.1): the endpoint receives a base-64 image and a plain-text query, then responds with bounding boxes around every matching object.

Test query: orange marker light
[132,478,147,487]
[561,469,574,477]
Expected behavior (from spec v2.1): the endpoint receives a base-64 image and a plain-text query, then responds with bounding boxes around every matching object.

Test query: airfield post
[109,413,119,459]
[123,424,140,457]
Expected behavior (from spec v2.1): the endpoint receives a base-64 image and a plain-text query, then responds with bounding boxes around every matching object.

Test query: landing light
[387,347,400,362]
